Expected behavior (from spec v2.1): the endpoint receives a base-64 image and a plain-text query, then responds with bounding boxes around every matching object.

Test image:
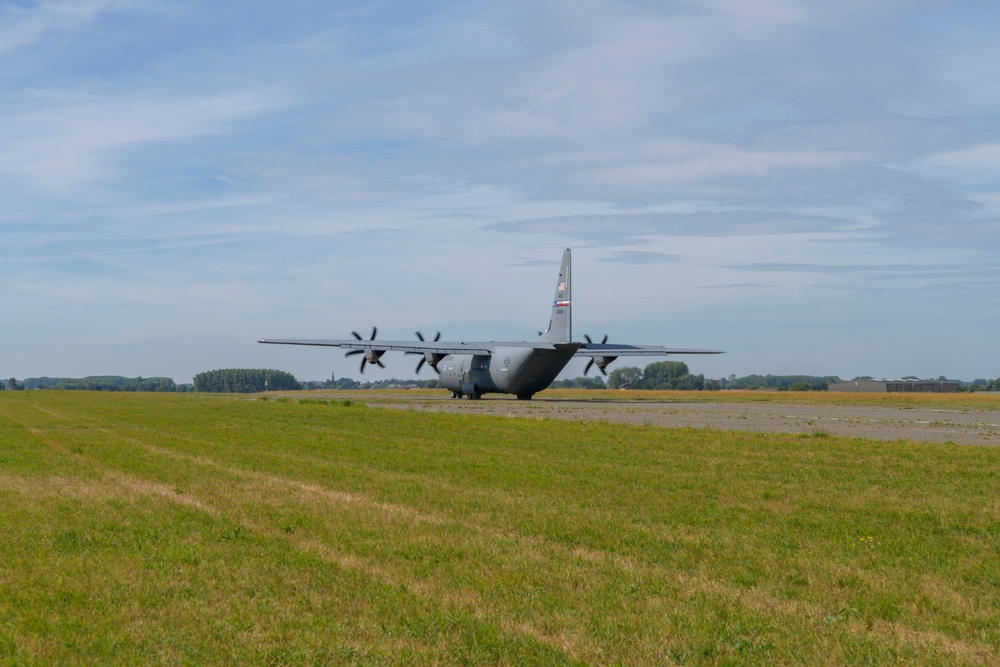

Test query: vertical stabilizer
[540,248,572,342]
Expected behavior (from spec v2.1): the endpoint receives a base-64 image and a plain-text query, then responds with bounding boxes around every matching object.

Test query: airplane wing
[260,338,492,355]
[573,342,722,376]
[258,338,721,356]
[575,343,724,357]
[257,338,579,355]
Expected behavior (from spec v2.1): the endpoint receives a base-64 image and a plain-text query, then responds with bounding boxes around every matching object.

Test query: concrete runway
[360,394,1000,445]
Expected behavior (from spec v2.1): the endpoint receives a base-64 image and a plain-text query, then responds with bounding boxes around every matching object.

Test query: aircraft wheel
[516,393,532,401]
[451,391,461,399]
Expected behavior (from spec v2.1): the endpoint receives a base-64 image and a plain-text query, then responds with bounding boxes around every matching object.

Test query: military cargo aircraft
[259,249,722,400]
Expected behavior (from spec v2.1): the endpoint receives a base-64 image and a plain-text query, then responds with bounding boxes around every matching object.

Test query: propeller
[344,326,386,373]
[583,334,614,376]
[407,331,444,374]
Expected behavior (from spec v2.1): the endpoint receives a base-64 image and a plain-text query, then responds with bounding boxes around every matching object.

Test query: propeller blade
[584,358,594,375]
[370,326,377,340]
[598,365,608,376]
[359,358,367,374]
[415,330,442,342]
[601,334,608,344]
[351,330,363,340]
[415,357,426,374]
[584,334,592,344]
[375,359,385,368]
[345,349,362,357]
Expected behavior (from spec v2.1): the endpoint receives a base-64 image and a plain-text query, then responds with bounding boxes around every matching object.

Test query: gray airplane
[259,248,722,400]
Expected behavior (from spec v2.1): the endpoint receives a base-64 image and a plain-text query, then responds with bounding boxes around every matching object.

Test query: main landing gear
[448,391,532,400]
[450,391,482,400]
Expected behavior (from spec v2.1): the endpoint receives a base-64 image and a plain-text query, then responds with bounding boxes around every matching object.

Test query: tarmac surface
[358,394,1000,445]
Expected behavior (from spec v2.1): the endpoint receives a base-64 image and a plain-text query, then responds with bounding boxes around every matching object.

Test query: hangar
[829,379,960,393]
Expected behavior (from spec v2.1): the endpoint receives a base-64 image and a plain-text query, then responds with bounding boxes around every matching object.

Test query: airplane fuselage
[437,345,580,399]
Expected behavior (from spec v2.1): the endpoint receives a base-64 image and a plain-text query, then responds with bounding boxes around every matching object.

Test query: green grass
[1,391,997,665]
[353,387,1000,411]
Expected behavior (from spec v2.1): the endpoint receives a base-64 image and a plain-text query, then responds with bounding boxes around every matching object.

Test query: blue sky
[3,0,999,384]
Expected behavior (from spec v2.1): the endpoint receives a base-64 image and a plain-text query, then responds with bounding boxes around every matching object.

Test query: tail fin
[539,248,572,342]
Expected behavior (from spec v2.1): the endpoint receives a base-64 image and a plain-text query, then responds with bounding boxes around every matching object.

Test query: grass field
[459,388,1000,408]
[354,387,1000,411]
[1,391,998,665]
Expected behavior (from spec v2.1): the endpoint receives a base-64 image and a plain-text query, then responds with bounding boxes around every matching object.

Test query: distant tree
[715,374,838,391]
[19,376,181,392]
[193,369,300,393]
[551,376,607,389]
[333,377,361,390]
[638,361,705,390]
[7,378,23,391]
[640,361,687,388]
[603,362,709,390]
[607,366,643,389]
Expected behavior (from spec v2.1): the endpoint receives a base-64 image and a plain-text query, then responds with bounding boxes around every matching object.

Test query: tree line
[192,369,301,393]
[605,361,705,390]
[5,366,1000,393]
[969,378,1000,392]
[711,373,841,391]
[5,376,186,392]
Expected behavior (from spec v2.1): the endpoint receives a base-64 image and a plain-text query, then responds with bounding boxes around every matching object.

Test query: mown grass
[352,387,1000,411]
[543,388,1000,410]
[0,391,997,665]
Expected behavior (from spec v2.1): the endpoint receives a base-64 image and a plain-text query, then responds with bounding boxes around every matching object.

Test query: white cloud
[0,0,137,55]
[900,142,1000,186]
[0,90,286,192]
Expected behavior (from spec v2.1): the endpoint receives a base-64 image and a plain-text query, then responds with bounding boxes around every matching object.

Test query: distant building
[829,380,960,393]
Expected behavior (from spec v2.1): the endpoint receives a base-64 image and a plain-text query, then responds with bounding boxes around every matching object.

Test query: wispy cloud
[0,90,287,193]
[0,0,134,56]
[597,251,684,264]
